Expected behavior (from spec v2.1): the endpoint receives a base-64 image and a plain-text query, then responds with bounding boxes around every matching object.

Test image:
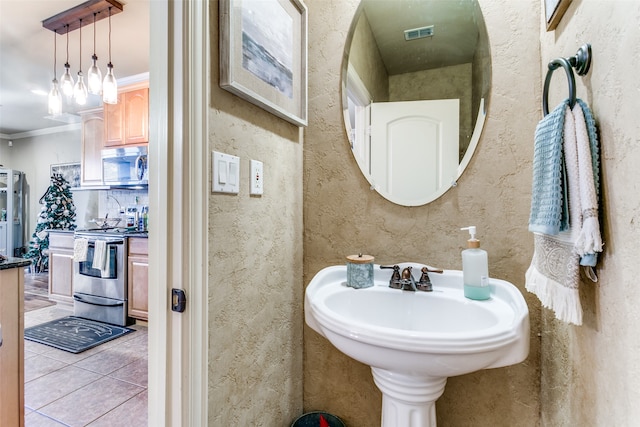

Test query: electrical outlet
[250,159,263,196]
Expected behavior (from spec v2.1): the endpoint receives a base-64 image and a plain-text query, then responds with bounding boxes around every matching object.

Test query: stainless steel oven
[73,233,129,326]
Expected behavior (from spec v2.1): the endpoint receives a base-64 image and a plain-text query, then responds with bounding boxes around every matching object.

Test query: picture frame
[220,0,308,127]
[50,162,81,189]
[545,0,572,31]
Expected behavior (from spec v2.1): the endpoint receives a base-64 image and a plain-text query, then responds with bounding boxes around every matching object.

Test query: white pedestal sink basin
[305,263,529,427]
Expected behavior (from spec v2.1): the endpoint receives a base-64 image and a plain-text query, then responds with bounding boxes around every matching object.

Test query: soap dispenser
[460,226,490,300]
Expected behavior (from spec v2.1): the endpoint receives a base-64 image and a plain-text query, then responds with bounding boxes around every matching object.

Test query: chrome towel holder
[542,43,592,116]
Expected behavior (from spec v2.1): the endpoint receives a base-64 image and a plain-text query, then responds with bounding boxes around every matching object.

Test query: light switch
[212,151,240,194]
[218,160,227,184]
[250,159,264,196]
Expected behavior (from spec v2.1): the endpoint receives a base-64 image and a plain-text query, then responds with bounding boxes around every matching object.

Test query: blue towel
[529,99,570,234]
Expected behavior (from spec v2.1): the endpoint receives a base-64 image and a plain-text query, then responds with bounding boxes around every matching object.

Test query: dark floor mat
[24,316,134,353]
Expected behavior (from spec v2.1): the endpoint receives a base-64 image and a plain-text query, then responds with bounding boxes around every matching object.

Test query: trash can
[291,411,346,427]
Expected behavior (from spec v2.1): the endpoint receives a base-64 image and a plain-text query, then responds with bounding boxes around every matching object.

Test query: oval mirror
[342,0,491,206]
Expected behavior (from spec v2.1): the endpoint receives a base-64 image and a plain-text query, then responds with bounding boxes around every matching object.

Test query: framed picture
[220,0,308,127]
[545,0,572,31]
[50,162,81,189]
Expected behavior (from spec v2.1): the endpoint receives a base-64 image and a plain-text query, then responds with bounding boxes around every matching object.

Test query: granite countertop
[0,257,32,270]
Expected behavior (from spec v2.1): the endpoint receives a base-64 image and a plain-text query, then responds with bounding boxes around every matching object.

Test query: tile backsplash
[71,189,149,229]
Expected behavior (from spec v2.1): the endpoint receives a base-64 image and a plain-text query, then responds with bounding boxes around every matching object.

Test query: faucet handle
[416,266,443,292]
[380,265,402,289]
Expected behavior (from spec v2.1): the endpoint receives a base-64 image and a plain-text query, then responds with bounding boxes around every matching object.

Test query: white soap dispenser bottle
[460,226,490,300]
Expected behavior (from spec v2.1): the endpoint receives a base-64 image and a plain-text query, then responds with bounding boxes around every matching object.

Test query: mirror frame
[340,0,491,206]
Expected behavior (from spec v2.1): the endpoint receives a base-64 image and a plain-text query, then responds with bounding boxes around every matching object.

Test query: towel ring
[542,43,592,116]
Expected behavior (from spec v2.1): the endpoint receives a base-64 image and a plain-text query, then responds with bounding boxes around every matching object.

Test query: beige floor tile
[25,365,102,410]
[109,357,148,388]
[86,390,148,426]
[24,354,68,383]
[74,345,143,376]
[24,411,68,426]
[37,376,144,427]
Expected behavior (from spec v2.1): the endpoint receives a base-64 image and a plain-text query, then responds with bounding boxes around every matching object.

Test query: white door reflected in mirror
[368,99,459,206]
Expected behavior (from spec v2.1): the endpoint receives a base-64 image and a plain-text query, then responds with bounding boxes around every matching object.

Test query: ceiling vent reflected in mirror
[404,25,434,41]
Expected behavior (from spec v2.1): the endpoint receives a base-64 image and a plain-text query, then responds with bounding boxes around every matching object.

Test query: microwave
[102,146,148,187]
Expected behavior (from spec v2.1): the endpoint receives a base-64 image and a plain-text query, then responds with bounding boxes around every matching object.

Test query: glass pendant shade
[48,79,62,115]
[102,63,118,104]
[74,72,88,105]
[87,13,101,95]
[88,54,102,94]
[60,64,74,97]
[61,25,74,97]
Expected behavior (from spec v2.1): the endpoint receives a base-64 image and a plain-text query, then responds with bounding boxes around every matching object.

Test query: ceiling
[0,0,150,137]
[362,0,480,75]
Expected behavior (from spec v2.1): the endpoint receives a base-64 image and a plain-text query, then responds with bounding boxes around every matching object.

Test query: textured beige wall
[349,10,389,102]
[207,2,304,425]
[304,0,541,426]
[539,1,640,424]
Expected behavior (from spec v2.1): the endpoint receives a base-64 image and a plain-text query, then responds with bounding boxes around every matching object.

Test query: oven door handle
[73,294,124,307]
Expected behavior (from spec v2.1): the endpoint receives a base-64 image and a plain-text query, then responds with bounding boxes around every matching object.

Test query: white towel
[73,238,89,262]
[100,244,112,278]
[92,240,107,271]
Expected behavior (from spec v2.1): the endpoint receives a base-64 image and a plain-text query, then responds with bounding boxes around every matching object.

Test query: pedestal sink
[305,263,529,427]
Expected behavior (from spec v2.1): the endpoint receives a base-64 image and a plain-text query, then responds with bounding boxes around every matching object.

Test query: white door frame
[148,1,209,425]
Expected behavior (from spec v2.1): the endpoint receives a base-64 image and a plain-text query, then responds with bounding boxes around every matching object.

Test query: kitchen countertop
[47,228,148,238]
[0,257,32,270]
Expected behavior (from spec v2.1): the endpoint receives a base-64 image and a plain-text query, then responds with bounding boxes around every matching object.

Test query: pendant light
[87,12,102,95]
[59,25,74,97]
[47,30,62,116]
[73,19,88,105]
[102,7,118,105]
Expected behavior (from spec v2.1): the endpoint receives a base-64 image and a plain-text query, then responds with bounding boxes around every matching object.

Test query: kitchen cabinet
[104,82,149,147]
[0,261,30,427]
[127,237,148,321]
[79,108,104,186]
[48,231,75,306]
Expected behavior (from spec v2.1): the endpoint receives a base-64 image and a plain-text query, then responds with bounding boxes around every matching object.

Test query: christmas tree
[23,174,77,272]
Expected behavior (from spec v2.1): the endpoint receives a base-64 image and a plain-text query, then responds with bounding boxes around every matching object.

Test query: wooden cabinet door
[103,85,149,147]
[127,237,148,320]
[48,250,74,305]
[128,255,149,320]
[104,93,125,147]
[0,268,24,427]
[80,109,104,185]
[124,88,149,145]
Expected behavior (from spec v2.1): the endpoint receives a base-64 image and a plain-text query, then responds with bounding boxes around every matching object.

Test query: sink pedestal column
[372,368,447,427]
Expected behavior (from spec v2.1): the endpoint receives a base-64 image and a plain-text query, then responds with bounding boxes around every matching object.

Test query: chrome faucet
[106,194,124,214]
[380,265,443,292]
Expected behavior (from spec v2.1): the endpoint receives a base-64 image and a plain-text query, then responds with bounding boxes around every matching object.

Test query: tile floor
[24,304,148,426]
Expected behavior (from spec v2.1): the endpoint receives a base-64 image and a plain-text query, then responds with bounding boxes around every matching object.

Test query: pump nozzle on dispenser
[461,226,480,248]
[461,226,477,239]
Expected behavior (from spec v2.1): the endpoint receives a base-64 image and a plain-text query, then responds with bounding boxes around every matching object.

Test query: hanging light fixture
[102,7,118,105]
[59,25,74,97]
[42,0,124,105]
[48,30,62,115]
[87,12,102,95]
[73,19,88,105]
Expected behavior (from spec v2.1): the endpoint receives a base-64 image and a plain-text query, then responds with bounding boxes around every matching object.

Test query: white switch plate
[250,159,264,196]
[212,151,240,194]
